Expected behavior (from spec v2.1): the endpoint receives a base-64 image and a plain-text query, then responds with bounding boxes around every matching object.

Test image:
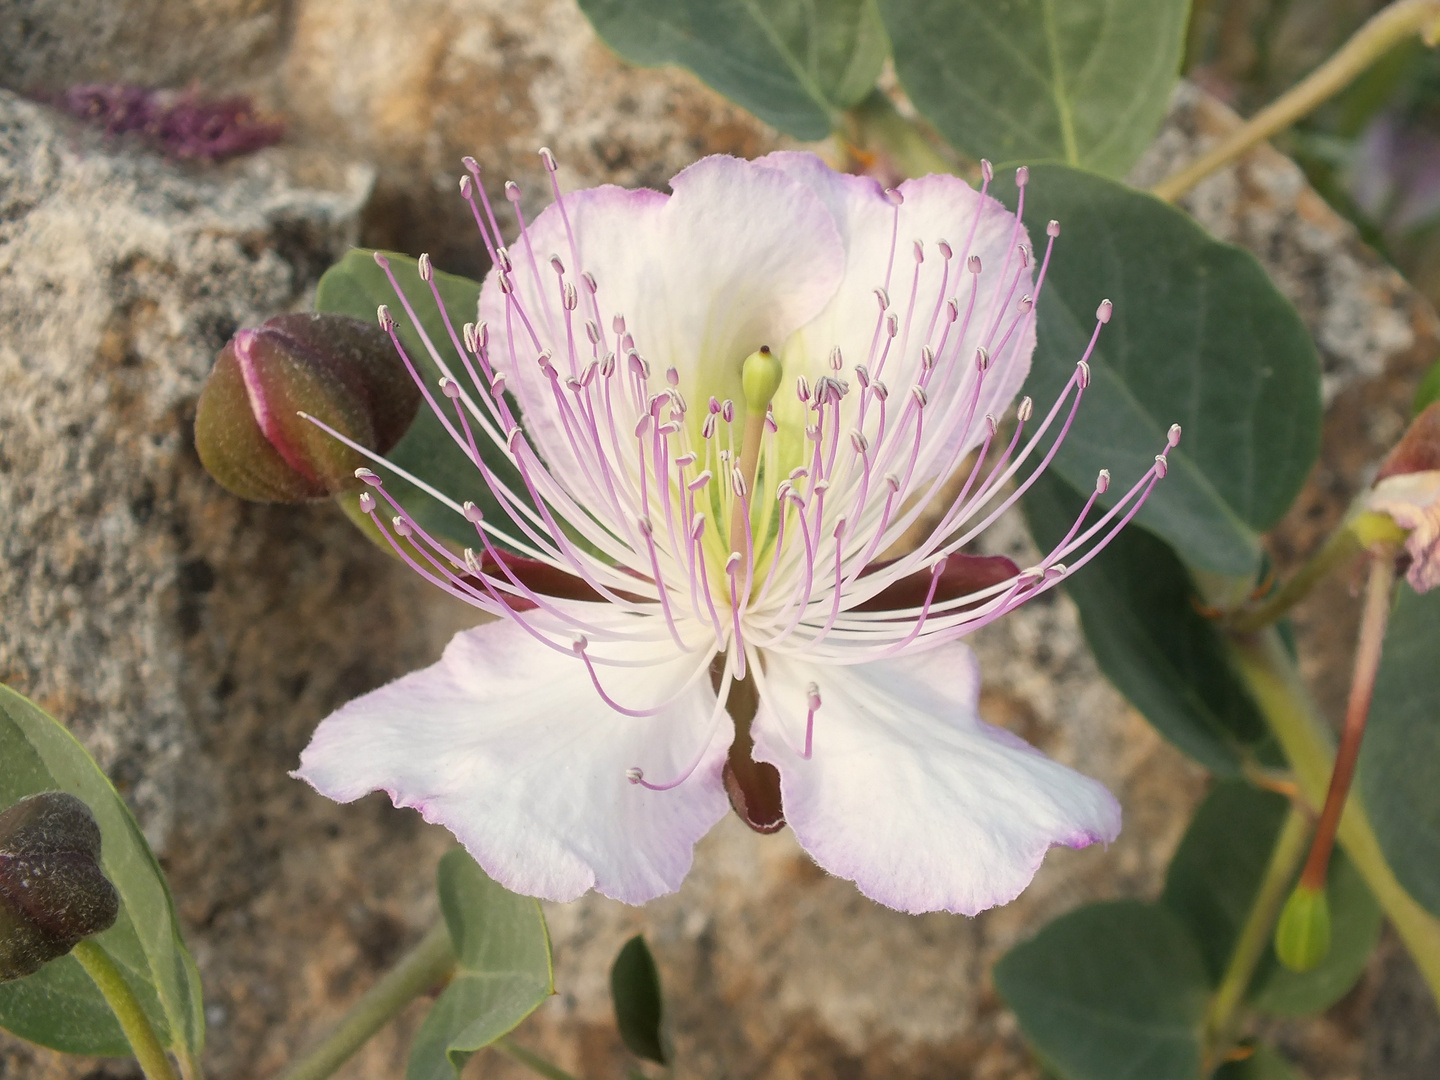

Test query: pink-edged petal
[1369,469,1440,592]
[759,151,1035,481]
[750,642,1119,915]
[295,616,732,904]
[477,156,845,495]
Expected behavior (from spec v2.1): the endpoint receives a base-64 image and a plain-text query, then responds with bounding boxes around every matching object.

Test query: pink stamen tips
[850,430,869,454]
[722,400,735,423]
[582,271,597,294]
[463,322,479,353]
[358,492,376,513]
[909,385,928,408]
[1096,299,1114,324]
[939,239,953,260]
[985,413,999,437]
[765,408,778,433]
[504,180,522,203]
[660,365,678,388]
[1017,396,1035,423]
[463,547,482,574]
[885,187,904,206]
[1018,295,1034,313]
[701,414,717,440]
[459,174,473,199]
[1018,244,1031,268]
[947,298,960,322]
[377,305,394,332]
[1077,361,1092,389]
[921,346,935,372]
[829,346,843,371]
[802,682,821,759]
[874,287,890,311]
[539,146,557,172]
[968,255,982,275]
[626,768,644,785]
[418,253,433,281]
[731,468,747,497]
[392,515,413,538]
[1154,454,1170,479]
[1016,166,1030,187]
[886,312,899,338]
[495,247,513,272]
[571,634,588,655]
[373,251,390,270]
[491,371,507,394]
[708,396,721,414]
[462,501,484,523]
[913,240,925,263]
[975,347,990,372]
[871,380,889,402]
[439,376,461,399]
[855,365,871,388]
[585,320,601,345]
[1096,469,1112,494]
[613,314,626,334]
[1167,423,1183,447]
[981,159,994,183]
[599,351,615,377]
[1047,219,1061,238]
[355,468,382,486]
[796,376,811,403]
[562,282,578,311]
[688,470,712,493]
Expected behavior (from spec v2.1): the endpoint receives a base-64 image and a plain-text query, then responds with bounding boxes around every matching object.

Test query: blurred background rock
[0,1,1436,1078]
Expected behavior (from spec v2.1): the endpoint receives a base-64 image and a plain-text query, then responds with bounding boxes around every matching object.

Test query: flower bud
[0,793,119,982]
[1366,401,1440,592]
[195,313,420,502]
[1274,883,1331,973]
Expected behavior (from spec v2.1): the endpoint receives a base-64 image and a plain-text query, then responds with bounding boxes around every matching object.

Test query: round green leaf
[1359,582,1440,918]
[610,935,667,1064]
[879,0,1188,177]
[578,0,888,140]
[993,900,1210,1080]
[996,166,1322,575]
[406,849,554,1080]
[0,686,203,1062]
[315,249,531,552]
[1024,471,1267,773]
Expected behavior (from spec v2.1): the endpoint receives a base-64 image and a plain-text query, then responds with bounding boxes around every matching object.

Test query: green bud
[1274,883,1331,972]
[0,793,119,982]
[195,312,420,502]
[740,345,783,415]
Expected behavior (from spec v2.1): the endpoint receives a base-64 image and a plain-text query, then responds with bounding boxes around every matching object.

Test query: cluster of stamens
[302,151,1180,789]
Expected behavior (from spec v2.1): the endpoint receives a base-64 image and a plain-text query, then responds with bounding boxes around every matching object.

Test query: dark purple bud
[0,793,119,982]
[195,312,421,502]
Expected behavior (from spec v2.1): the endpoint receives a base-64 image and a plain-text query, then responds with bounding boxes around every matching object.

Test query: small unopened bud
[195,313,420,503]
[0,793,119,982]
[1275,884,1331,972]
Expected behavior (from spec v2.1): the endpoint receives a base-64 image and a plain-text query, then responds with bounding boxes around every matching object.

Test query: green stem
[1202,806,1311,1068]
[271,923,456,1080]
[842,90,960,180]
[1152,0,1440,202]
[492,1035,586,1080]
[1231,629,1440,1002]
[72,940,180,1080]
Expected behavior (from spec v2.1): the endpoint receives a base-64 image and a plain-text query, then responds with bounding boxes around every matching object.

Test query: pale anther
[393,516,412,537]
[938,239,953,260]
[1096,469,1112,494]
[1096,299,1113,324]
[418,252,433,281]
[1017,397,1034,422]
[968,255,982,275]
[913,240,924,263]
[981,159,994,183]
[1077,361,1092,389]
[1168,424,1183,447]
[549,255,565,275]
[1047,220,1061,237]
[358,492,376,513]
[355,468,381,485]
[463,501,484,522]
[539,146,557,171]
[504,180,521,202]
[874,287,889,310]
[440,377,461,398]
[377,304,394,331]
[1016,165,1030,187]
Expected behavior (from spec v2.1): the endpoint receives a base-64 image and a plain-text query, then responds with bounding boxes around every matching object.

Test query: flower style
[295,151,1179,915]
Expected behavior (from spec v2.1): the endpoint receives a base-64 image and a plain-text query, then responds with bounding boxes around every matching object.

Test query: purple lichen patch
[53,84,283,161]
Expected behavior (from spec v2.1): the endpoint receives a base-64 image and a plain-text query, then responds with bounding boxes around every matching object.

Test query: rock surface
[0,8,1435,1080]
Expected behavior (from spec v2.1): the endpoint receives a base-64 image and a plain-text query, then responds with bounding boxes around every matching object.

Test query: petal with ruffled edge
[295,615,732,904]
[477,156,846,498]
[759,151,1035,484]
[750,642,1120,915]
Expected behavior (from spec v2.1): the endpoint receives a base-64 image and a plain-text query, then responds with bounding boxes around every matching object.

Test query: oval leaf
[0,686,203,1063]
[1359,582,1440,918]
[406,849,554,1080]
[1161,780,1382,1017]
[993,899,1210,1080]
[1024,470,1268,773]
[610,935,667,1064]
[315,249,531,552]
[1000,165,1322,575]
[577,0,888,140]
[880,0,1188,177]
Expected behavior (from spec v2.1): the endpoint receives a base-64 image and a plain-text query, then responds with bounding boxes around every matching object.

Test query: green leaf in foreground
[407,849,553,1080]
[1413,357,1440,415]
[879,0,1188,177]
[1161,780,1381,1015]
[0,685,203,1062]
[1360,582,1440,918]
[1214,1045,1303,1080]
[993,899,1210,1080]
[996,165,1322,575]
[1024,471,1267,773]
[315,249,530,551]
[577,0,888,140]
[611,935,667,1064]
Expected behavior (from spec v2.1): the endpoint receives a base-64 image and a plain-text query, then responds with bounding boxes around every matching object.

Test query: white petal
[759,151,1035,481]
[750,643,1119,915]
[295,617,732,904]
[477,157,845,495]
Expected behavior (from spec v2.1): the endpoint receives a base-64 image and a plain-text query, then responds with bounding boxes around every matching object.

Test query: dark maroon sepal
[853,552,1020,613]
[1377,402,1440,481]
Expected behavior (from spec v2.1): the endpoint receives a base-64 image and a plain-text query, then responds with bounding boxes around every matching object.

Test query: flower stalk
[1230,628,1440,1001]
[1153,0,1440,203]
[72,939,180,1080]
[271,923,455,1080]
